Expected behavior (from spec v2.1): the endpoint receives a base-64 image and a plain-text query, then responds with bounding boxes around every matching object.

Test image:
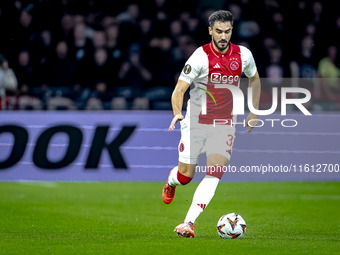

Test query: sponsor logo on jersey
[210,73,240,84]
[183,64,191,74]
[230,61,239,71]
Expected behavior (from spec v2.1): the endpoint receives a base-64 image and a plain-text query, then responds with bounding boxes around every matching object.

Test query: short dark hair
[208,10,234,28]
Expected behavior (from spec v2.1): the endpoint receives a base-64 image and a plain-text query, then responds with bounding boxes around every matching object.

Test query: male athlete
[162,10,261,238]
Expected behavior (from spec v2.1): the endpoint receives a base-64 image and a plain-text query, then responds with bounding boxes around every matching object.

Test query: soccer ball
[217,213,246,239]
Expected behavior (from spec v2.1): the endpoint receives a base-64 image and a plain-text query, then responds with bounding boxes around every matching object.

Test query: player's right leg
[162,162,196,204]
[162,115,202,204]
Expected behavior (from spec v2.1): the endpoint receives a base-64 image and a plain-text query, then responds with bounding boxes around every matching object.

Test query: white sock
[168,166,181,187]
[184,175,220,223]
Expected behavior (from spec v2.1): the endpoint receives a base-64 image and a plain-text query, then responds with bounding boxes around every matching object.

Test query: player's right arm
[168,47,205,131]
[169,79,190,131]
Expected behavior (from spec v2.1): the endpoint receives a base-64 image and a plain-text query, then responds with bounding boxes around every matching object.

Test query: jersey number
[226,134,234,147]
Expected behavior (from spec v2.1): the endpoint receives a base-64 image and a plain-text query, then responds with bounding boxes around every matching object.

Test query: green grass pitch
[0,181,339,254]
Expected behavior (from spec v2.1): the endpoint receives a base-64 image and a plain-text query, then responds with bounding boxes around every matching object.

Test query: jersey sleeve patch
[183,64,192,74]
[178,46,209,84]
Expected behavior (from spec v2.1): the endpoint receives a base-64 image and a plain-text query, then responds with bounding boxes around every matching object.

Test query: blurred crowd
[0,0,339,111]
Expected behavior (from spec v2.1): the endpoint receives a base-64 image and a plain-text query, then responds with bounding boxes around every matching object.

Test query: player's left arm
[245,71,261,133]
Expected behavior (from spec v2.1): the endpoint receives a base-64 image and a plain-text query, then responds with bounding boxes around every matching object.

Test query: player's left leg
[175,126,235,237]
[182,154,229,225]
[174,155,229,238]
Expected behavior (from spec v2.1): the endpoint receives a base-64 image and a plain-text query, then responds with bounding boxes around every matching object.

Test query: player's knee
[178,162,190,175]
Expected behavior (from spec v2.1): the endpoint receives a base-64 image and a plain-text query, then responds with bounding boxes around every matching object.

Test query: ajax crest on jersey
[217,213,246,239]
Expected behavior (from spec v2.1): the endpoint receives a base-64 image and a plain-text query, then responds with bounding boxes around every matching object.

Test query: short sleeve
[240,46,257,78]
[178,47,207,84]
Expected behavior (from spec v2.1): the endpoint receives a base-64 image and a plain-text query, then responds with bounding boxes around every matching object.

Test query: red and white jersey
[179,41,257,124]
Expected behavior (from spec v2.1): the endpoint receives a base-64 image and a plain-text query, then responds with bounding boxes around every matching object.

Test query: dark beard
[212,37,230,52]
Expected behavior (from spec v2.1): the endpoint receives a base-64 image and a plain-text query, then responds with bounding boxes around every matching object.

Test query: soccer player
[162,10,261,237]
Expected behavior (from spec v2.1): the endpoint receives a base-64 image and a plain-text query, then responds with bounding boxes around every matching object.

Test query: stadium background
[0,1,340,254]
[0,0,339,181]
[0,0,339,111]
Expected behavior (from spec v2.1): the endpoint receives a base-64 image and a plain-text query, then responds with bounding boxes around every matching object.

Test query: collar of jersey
[209,41,233,58]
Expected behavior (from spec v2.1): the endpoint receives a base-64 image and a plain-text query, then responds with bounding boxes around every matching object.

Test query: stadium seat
[47,97,77,110]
